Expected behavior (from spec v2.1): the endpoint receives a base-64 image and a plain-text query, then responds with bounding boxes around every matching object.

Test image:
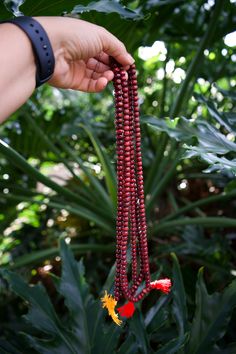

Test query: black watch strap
[1,16,55,87]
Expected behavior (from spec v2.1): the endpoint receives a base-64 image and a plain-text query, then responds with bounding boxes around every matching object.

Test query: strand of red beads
[101,60,172,325]
[111,59,151,303]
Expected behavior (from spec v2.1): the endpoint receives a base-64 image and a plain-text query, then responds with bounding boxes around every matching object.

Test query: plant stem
[163,191,236,222]
[152,217,236,234]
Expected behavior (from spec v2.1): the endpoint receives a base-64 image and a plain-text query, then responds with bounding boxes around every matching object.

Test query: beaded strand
[101,60,171,325]
[112,60,151,302]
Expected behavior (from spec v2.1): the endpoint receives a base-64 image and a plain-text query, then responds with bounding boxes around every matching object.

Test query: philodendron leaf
[193,93,233,132]
[58,239,91,352]
[188,268,236,354]
[1,240,122,354]
[20,0,81,16]
[72,0,143,20]
[142,115,236,174]
[1,269,80,354]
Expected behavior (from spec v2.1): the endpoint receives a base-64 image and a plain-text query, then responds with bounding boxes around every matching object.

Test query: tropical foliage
[0,0,236,353]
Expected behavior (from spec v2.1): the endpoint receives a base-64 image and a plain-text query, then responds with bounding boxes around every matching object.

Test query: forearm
[0,16,133,123]
[0,23,36,123]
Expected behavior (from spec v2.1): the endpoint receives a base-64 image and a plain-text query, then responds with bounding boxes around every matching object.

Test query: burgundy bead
[111,59,150,303]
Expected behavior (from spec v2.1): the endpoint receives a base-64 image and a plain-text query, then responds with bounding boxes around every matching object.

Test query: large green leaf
[188,268,236,354]
[1,269,80,353]
[58,239,91,353]
[194,93,235,132]
[143,115,236,174]
[1,239,122,354]
[72,0,143,20]
[20,0,84,16]
[19,0,142,19]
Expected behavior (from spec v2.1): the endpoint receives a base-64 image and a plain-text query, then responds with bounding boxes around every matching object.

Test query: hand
[35,17,134,92]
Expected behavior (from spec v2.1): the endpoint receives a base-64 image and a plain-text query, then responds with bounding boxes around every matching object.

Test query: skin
[0,16,134,123]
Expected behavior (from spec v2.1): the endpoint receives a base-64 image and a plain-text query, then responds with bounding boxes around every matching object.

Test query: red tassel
[150,278,172,294]
[117,301,135,318]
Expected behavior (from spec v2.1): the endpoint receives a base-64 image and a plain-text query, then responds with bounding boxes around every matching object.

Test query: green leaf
[72,0,143,20]
[144,295,169,329]
[1,240,123,353]
[143,115,236,174]
[59,140,114,216]
[188,268,236,354]
[129,310,151,354]
[193,93,234,132]
[80,124,117,207]
[58,239,91,352]
[0,1,12,19]
[171,253,188,337]
[155,333,188,354]
[20,0,80,16]
[1,269,79,353]
[9,243,114,269]
[118,333,139,354]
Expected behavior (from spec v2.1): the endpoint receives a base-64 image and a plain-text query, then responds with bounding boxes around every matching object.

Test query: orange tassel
[150,278,172,294]
[100,291,122,326]
[117,301,135,318]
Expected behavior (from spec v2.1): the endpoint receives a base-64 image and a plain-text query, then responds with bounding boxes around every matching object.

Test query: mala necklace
[101,60,171,325]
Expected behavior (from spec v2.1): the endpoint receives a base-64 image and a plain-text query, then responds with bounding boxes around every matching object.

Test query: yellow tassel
[101,291,122,326]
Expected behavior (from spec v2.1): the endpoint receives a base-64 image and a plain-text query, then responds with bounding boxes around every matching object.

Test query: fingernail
[127,54,135,64]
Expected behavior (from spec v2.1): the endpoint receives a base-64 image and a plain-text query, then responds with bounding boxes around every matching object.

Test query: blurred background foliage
[0,0,236,353]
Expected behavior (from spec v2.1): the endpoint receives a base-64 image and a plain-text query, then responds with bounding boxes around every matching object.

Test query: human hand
[35,17,134,92]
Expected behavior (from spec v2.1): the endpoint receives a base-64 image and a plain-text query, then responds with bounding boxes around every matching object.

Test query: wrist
[1,16,55,87]
[33,17,63,56]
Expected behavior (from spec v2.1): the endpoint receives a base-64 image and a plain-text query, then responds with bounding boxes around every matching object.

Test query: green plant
[1,241,236,353]
[1,1,236,351]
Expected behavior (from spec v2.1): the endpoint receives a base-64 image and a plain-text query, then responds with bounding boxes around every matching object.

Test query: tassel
[101,291,122,326]
[150,278,172,294]
[117,301,135,318]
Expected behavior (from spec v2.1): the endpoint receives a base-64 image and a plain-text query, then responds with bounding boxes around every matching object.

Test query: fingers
[101,30,134,67]
[87,57,110,73]
[72,67,114,92]
[79,77,109,93]
[94,52,110,65]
